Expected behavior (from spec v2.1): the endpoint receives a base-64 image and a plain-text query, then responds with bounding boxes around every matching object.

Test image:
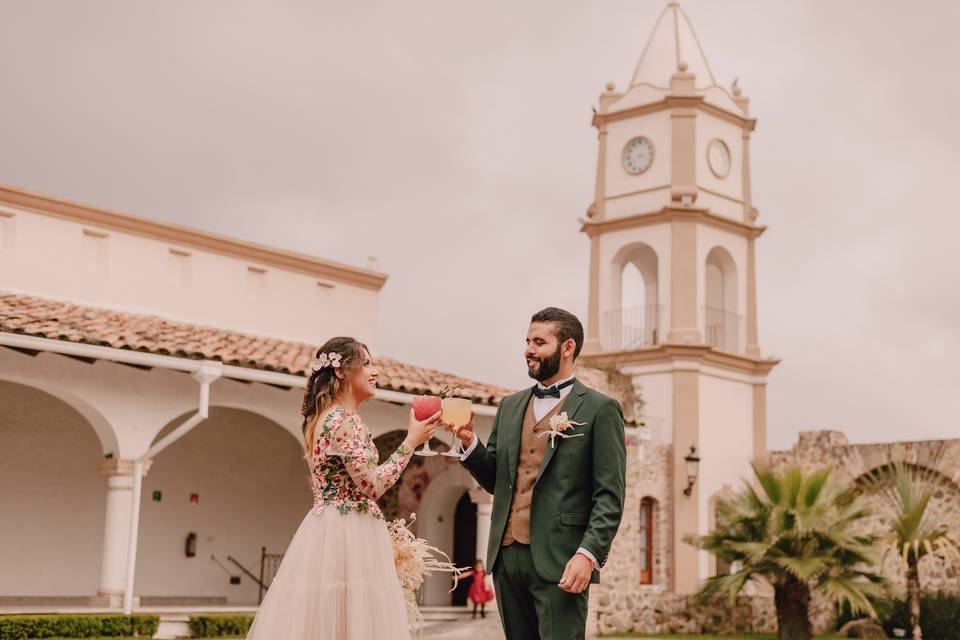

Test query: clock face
[707,139,731,179]
[622,137,654,175]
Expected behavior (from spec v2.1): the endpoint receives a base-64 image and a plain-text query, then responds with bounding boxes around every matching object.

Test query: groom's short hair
[530,307,584,360]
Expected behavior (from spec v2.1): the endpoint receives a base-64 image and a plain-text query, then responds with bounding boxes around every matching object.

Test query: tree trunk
[774,578,812,640]
[906,556,922,640]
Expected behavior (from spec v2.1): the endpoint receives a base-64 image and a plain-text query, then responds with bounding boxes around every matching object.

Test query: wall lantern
[682,445,701,497]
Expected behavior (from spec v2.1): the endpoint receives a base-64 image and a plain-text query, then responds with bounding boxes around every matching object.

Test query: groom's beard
[527,345,561,382]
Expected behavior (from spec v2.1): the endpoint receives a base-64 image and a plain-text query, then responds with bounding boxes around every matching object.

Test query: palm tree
[855,459,960,640]
[687,465,890,640]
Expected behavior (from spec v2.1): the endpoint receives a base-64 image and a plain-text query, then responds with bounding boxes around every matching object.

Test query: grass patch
[600,635,846,639]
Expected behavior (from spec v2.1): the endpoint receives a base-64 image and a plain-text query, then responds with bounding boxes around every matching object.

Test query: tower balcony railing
[703,306,744,353]
[599,305,746,353]
[600,305,662,352]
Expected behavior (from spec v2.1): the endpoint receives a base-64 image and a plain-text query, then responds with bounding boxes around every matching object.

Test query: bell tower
[579,2,778,593]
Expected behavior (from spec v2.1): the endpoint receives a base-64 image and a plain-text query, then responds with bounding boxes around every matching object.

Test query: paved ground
[421,615,505,639]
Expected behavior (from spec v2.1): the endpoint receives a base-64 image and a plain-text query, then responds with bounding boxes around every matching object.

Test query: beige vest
[502,397,566,546]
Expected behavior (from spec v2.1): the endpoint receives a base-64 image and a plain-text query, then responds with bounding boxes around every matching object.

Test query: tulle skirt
[246,508,410,640]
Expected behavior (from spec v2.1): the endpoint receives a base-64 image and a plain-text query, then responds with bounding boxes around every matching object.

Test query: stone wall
[769,431,960,597]
[605,435,672,589]
[587,430,960,637]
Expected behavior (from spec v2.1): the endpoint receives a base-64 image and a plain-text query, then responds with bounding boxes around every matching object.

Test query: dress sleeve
[329,410,413,501]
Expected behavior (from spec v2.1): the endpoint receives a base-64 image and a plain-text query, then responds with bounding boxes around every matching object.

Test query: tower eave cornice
[580,343,780,377]
[581,206,767,239]
[592,96,756,131]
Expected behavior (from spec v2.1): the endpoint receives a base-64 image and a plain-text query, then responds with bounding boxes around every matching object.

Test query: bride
[246,336,440,639]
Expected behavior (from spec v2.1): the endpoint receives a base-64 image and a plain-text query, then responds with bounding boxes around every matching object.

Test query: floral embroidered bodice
[310,406,413,520]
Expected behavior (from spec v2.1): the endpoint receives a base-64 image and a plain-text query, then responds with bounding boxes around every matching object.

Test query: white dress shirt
[460,375,599,570]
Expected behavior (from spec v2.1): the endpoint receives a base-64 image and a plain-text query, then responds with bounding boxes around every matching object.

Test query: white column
[92,459,149,607]
[475,502,492,563]
[469,488,492,562]
[469,488,495,611]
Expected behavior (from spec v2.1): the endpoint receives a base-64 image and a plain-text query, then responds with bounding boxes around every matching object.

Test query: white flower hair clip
[310,351,342,372]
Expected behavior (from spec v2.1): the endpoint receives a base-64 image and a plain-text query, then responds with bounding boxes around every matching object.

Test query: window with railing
[600,305,662,352]
[703,305,743,353]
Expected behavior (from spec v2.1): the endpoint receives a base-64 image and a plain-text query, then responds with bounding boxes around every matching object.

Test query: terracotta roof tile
[0,292,512,406]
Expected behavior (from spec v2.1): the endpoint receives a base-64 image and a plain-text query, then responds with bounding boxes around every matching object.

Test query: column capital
[97,458,152,478]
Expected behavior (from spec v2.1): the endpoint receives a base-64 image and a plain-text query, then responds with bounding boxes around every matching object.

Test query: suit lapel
[535,380,587,485]
[507,387,533,484]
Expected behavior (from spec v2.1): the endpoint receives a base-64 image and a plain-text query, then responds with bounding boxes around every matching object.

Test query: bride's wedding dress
[247,406,413,639]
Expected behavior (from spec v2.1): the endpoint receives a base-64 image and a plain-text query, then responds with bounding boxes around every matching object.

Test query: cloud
[1,0,957,448]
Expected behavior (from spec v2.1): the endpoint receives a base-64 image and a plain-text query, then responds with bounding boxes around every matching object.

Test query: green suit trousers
[493,543,588,640]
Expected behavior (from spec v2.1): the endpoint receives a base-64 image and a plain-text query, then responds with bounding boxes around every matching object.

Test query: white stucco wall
[598,106,748,223]
[0,206,379,346]
[622,366,674,444]
[137,408,310,605]
[696,370,754,579]
[605,187,672,219]
[0,381,106,597]
[603,110,673,216]
[695,113,744,220]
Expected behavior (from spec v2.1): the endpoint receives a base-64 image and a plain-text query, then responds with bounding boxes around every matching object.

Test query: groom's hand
[445,411,475,446]
[558,553,592,594]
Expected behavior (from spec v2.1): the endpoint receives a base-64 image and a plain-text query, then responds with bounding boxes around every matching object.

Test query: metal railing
[258,547,283,604]
[600,305,662,352]
[599,305,745,354]
[224,547,284,604]
[703,306,743,353]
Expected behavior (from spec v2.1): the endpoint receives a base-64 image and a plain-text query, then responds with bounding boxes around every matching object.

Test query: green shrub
[880,592,960,640]
[0,614,158,639]
[188,615,253,638]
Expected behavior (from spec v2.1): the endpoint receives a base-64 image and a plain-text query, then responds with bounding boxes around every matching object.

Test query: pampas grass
[388,513,462,631]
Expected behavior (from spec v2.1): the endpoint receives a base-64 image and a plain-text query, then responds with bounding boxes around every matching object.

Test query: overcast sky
[2,0,958,450]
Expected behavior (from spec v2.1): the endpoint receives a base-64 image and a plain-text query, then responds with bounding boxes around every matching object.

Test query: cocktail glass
[440,397,472,458]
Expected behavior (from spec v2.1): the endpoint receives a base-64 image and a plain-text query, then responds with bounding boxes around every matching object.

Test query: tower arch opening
[704,246,740,352]
[605,242,660,351]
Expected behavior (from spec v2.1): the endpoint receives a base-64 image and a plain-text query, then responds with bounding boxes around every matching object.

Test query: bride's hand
[403,409,441,448]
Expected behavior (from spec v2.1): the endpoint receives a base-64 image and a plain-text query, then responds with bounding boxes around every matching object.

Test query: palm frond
[800,467,832,509]
[694,463,891,612]
[816,575,884,618]
[772,556,830,581]
[694,568,753,606]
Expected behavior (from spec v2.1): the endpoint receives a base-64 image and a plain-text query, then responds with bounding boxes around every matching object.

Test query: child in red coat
[455,559,495,618]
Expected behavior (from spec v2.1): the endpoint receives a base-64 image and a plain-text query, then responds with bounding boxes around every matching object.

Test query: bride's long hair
[300,337,369,458]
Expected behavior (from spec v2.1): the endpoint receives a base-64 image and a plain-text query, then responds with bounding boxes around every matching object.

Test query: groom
[452,307,626,640]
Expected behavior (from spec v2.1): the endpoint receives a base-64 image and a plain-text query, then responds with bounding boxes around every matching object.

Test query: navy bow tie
[532,378,575,399]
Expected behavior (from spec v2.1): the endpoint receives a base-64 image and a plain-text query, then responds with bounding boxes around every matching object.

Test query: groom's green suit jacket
[462,380,627,583]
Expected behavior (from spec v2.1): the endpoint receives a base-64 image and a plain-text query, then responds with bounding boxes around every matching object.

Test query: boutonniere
[538,411,586,448]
